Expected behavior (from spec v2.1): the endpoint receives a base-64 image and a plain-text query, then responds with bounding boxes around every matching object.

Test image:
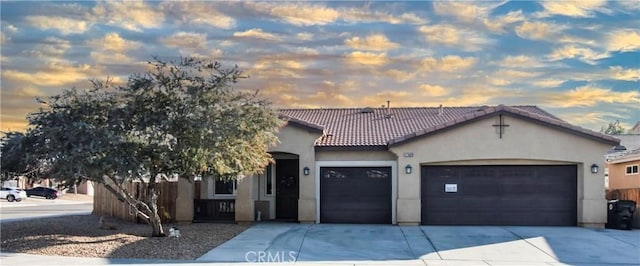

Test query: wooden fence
[606,188,640,202]
[606,188,640,228]
[93,182,178,223]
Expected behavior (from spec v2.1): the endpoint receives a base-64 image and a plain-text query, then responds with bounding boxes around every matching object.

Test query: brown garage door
[320,167,392,224]
[421,165,577,226]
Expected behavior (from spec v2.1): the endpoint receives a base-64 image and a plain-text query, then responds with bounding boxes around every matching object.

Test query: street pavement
[0,196,92,222]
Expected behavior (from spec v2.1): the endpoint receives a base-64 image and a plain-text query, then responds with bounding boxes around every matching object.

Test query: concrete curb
[0,199,92,208]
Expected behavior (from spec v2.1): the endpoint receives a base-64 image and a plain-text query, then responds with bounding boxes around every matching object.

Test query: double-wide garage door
[320,167,392,224]
[422,165,577,226]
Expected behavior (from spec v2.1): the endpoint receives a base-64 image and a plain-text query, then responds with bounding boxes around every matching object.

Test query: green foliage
[1,57,283,235]
[21,88,124,186]
[1,132,41,180]
[600,120,625,135]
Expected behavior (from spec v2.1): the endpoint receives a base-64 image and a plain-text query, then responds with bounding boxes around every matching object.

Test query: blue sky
[1,1,639,133]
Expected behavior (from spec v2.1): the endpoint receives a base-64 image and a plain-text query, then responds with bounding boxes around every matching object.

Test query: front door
[276,159,299,220]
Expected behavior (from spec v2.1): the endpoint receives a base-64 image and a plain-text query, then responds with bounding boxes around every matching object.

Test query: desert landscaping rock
[0,215,249,260]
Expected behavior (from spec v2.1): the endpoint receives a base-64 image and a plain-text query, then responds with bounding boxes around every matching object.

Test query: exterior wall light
[303,167,310,176]
[405,164,412,174]
[591,164,599,174]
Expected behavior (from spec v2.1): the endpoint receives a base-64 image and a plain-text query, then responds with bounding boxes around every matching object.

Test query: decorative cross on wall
[492,114,509,139]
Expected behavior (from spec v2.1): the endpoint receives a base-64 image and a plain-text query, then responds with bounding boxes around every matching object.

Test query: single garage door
[421,165,577,226]
[320,167,392,224]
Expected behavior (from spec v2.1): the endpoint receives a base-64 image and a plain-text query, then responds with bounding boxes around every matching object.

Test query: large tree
[600,120,625,135]
[1,57,283,236]
[0,131,43,181]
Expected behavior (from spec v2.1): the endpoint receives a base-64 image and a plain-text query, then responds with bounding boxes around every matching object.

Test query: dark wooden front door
[276,159,299,220]
[421,165,577,226]
[320,167,392,224]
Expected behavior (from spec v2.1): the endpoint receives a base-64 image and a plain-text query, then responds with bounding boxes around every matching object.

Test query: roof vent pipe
[386,100,391,118]
[438,104,443,116]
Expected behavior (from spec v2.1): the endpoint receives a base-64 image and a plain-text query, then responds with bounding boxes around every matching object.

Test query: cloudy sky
[1,1,639,133]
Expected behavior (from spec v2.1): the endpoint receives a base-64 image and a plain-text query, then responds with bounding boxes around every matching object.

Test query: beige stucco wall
[234,124,323,223]
[271,125,322,223]
[75,181,94,196]
[199,177,209,199]
[175,178,194,223]
[607,159,640,189]
[390,114,614,227]
[235,175,254,222]
[236,124,321,222]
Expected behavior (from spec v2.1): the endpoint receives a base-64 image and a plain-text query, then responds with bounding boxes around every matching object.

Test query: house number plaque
[445,184,458,193]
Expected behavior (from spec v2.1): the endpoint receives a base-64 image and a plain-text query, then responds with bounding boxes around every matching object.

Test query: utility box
[255,200,270,221]
[606,200,636,230]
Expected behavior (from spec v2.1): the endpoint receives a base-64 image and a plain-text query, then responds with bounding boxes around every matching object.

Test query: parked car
[0,187,28,202]
[25,187,59,199]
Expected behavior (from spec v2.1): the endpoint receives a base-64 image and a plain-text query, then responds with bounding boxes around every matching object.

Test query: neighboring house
[0,177,94,196]
[73,180,94,196]
[605,147,640,229]
[190,104,618,228]
[606,149,640,189]
[0,178,21,188]
[605,134,640,189]
[629,122,640,134]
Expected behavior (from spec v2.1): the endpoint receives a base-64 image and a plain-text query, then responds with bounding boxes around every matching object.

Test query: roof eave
[607,149,640,164]
[315,145,389,152]
[279,114,325,134]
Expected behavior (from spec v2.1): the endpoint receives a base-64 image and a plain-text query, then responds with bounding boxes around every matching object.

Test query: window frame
[625,164,639,175]
[265,164,274,196]
[212,179,237,197]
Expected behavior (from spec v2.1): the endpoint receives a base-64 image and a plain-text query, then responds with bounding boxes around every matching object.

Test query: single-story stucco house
[188,104,620,228]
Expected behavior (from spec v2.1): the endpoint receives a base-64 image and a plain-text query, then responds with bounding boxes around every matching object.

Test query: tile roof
[279,115,325,134]
[279,105,620,149]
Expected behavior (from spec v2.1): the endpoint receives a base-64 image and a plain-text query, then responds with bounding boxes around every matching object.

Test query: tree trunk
[146,177,165,237]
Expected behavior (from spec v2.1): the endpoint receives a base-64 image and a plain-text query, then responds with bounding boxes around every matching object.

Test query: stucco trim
[422,158,581,166]
[315,160,398,224]
[388,105,620,147]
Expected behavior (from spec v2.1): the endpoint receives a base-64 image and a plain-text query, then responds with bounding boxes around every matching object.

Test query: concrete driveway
[198,223,640,265]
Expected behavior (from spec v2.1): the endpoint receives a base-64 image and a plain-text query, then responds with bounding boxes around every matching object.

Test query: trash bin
[606,200,636,230]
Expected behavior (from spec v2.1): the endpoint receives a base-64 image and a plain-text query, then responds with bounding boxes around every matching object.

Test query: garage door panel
[421,165,577,226]
[426,211,573,226]
[424,198,499,212]
[321,210,390,224]
[321,167,392,224]
[324,199,391,210]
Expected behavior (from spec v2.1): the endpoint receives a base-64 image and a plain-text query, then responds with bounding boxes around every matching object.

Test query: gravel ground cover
[0,215,249,260]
